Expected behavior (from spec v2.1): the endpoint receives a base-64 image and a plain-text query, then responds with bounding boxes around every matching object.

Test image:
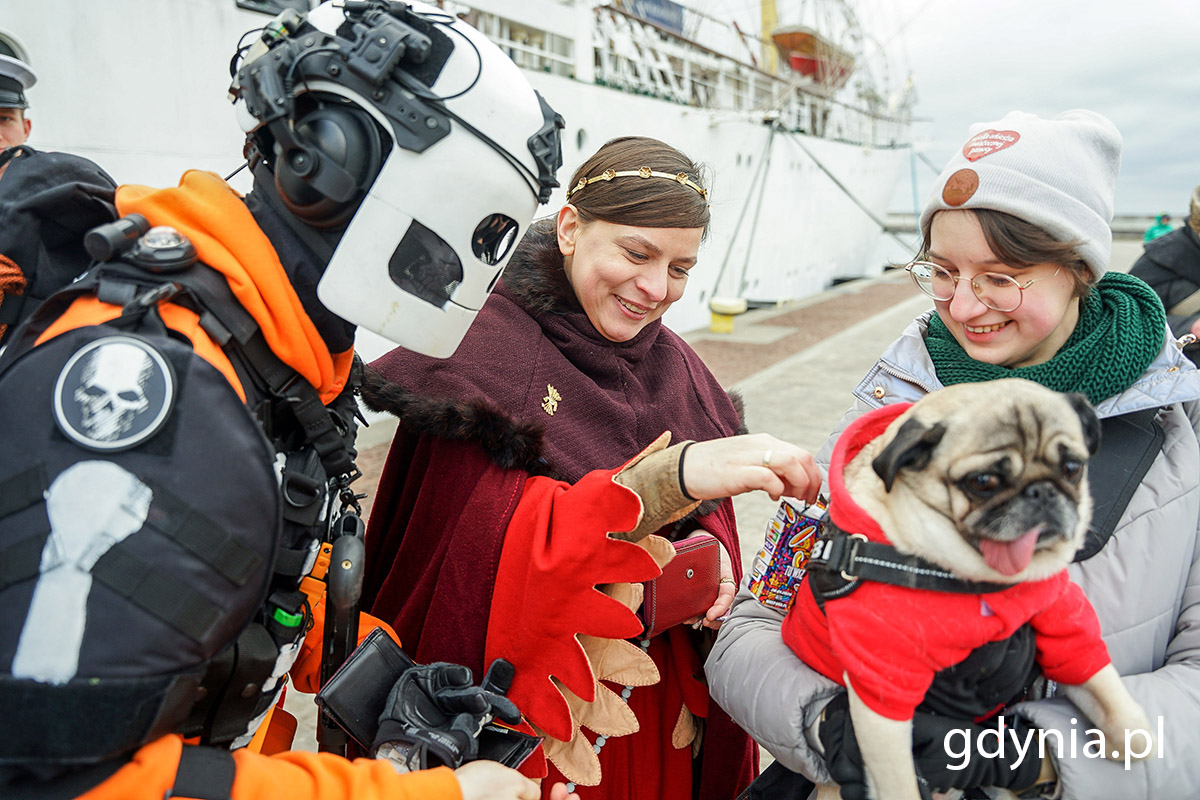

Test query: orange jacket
[75,600,461,800]
[78,735,461,800]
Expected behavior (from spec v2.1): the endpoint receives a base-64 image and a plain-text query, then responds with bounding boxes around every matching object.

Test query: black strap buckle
[808,530,868,581]
[127,281,181,311]
[807,529,868,607]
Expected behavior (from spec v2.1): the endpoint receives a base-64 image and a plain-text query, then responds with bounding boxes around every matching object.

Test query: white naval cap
[0,53,36,110]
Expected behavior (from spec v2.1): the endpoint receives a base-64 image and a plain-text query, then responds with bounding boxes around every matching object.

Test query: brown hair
[921,209,1094,298]
[566,136,711,239]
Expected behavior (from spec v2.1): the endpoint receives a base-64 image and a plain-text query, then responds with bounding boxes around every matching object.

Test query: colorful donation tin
[747,498,827,611]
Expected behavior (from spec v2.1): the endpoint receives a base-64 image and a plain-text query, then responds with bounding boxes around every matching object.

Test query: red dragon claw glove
[485,466,662,742]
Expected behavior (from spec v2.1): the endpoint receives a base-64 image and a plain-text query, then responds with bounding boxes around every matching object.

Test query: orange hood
[116,170,351,402]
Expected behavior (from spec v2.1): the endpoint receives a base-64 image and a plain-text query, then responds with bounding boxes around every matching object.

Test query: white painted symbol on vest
[12,461,152,684]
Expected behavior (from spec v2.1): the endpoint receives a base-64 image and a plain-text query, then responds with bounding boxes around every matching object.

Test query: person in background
[1130,184,1200,364]
[360,135,821,799]
[706,110,1200,799]
[0,47,35,180]
[1144,211,1173,243]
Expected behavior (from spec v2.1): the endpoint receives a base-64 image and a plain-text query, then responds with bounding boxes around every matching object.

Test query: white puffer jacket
[706,311,1200,799]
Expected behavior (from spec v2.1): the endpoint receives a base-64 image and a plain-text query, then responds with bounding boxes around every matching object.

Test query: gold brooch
[541,384,562,416]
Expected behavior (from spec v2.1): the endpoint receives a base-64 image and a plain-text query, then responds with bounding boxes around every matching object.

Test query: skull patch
[54,336,175,451]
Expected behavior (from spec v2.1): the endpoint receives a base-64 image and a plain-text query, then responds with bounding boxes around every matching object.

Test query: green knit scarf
[926,272,1165,406]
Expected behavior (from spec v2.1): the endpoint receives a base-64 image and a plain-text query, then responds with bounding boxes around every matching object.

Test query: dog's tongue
[979,528,1041,576]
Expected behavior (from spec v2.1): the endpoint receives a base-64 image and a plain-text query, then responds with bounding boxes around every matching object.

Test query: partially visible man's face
[0,107,30,179]
[0,106,30,149]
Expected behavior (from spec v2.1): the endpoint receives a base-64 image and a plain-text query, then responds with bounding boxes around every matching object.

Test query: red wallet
[639,536,721,638]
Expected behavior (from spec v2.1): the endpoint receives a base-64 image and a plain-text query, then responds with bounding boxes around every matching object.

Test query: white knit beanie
[919,110,1122,281]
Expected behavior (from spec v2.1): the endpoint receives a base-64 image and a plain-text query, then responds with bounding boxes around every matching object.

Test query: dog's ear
[871,418,946,492]
[1064,392,1101,455]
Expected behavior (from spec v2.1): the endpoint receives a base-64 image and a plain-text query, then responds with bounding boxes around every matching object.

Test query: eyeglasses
[905,261,1061,312]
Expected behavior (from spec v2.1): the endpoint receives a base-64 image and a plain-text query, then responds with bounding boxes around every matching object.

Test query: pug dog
[783,378,1155,800]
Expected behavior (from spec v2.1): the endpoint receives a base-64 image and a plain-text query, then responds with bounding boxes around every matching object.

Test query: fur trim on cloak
[360,218,747,511]
[360,365,552,476]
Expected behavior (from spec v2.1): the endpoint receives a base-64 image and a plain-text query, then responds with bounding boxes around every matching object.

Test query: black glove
[819,692,1042,798]
[818,692,903,800]
[372,658,522,771]
[907,711,1042,794]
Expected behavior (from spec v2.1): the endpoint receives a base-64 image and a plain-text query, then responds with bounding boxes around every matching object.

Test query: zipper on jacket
[866,361,941,402]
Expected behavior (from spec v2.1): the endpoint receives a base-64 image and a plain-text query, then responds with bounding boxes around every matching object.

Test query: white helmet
[232,1,563,357]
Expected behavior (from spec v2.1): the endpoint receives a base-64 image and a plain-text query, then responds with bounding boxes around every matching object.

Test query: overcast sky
[706,0,1200,215]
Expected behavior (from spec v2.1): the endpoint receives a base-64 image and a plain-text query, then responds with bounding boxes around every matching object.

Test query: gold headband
[565,166,709,203]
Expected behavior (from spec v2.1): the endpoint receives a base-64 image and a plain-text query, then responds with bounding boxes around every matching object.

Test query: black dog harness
[806,516,1009,610]
[809,404,1167,611]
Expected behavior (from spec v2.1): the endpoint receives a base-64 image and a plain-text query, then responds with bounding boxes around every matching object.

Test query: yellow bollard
[709,297,748,333]
[710,311,736,333]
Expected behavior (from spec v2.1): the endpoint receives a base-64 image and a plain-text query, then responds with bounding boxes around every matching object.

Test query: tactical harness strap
[21,257,360,490]
[0,470,265,644]
[93,548,225,644]
[167,745,236,800]
[124,262,359,482]
[0,465,274,647]
[1075,407,1164,561]
[0,464,46,518]
[0,531,48,594]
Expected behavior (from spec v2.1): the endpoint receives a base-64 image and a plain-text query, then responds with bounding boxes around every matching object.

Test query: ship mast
[761,0,778,73]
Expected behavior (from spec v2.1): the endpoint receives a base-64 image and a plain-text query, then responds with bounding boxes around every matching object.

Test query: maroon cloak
[361,221,755,799]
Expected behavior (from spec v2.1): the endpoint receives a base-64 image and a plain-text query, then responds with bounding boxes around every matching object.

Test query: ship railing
[452,3,575,77]
[457,1,910,149]
[593,4,909,149]
[495,36,574,74]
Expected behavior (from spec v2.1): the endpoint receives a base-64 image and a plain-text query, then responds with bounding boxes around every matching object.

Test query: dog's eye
[962,472,1002,496]
[1061,458,1084,482]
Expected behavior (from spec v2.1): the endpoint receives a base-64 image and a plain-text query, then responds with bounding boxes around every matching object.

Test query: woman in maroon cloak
[360,137,809,799]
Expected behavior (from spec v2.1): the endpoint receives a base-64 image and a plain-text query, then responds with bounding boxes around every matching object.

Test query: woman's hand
[454,761,581,800]
[678,531,736,630]
[548,781,582,800]
[682,434,820,505]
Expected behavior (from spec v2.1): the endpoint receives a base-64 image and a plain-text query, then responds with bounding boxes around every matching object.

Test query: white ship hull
[0,0,911,340]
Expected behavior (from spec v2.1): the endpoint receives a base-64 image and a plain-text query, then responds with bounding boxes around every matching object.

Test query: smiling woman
[553,137,709,343]
[707,109,1200,800]
[359,136,777,800]
[559,218,701,342]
